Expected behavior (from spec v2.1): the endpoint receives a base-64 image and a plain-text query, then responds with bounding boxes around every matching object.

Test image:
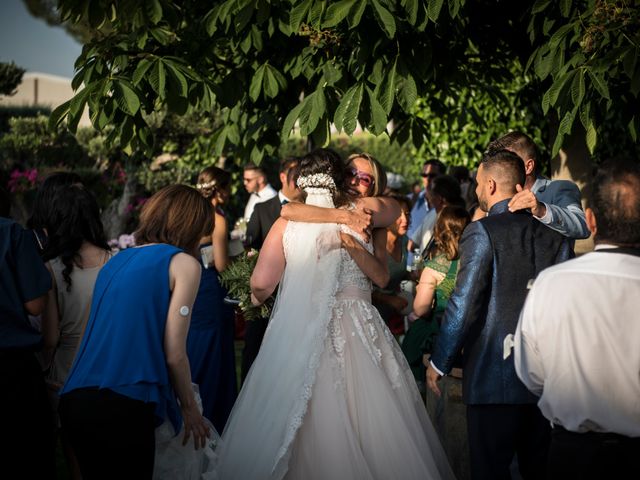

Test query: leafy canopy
[50,0,639,165]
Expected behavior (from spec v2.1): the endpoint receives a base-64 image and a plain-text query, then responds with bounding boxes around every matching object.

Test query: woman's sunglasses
[346,167,375,188]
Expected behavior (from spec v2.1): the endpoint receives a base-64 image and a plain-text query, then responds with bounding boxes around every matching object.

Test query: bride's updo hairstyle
[297,148,349,208]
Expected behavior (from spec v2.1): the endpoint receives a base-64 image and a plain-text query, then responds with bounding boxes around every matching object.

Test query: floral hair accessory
[196,179,217,190]
[296,173,337,192]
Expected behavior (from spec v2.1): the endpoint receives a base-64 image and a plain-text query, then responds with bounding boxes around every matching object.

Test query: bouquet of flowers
[219,249,274,321]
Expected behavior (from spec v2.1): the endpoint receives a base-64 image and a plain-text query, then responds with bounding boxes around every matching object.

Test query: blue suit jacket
[430,199,572,405]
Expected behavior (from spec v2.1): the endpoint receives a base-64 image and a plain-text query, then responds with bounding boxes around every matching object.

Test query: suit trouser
[548,425,640,480]
[467,403,550,480]
[240,316,268,384]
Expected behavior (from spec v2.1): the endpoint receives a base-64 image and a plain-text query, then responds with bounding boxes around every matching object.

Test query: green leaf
[548,70,576,107]
[367,87,387,135]
[165,63,188,97]
[289,0,312,32]
[348,0,367,27]
[427,0,444,22]
[146,0,162,24]
[263,65,287,99]
[214,126,228,155]
[628,116,637,143]
[570,69,585,107]
[148,59,166,99]
[310,116,331,147]
[549,23,574,50]
[542,88,551,115]
[334,83,363,135]
[88,0,106,29]
[132,58,153,86]
[114,80,141,115]
[531,0,551,14]
[622,48,637,79]
[578,102,591,130]
[585,119,597,153]
[281,101,305,142]
[551,131,564,157]
[298,93,318,136]
[403,0,419,25]
[377,60,397,114]
[204,5,222,36]
[48,99,71,130]
[372,0,396,38]
[150,27,172,46]
[588,70,610,100]
[323,0,355,28]
[308,1,325,27]
[535,50,555,81]
[559,0,571,17]
[249,64,266,102]
[397,74,417,111]
[558,108,576,136]
[227,124,241,144]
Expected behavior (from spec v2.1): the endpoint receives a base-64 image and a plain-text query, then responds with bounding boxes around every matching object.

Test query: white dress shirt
[243,184,277,221]
[514,245,640,437]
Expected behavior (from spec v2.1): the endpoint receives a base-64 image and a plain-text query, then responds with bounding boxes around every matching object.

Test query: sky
[0,0,82,79]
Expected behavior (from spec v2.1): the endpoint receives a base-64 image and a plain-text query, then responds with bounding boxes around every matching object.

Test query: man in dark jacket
[427,149,572,480]
[241,157,301,382]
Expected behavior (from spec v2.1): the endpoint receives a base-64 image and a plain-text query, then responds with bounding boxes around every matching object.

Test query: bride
[214,149,455,480]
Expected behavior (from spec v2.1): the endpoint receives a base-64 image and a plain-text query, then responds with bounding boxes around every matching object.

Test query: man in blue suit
[427,149,572,480]
[491,131,590,241]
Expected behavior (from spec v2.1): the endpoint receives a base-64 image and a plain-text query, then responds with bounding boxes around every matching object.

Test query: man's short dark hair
[481,149,526,191]
[486,131,540,173]
[430,174,463,206]
[243,163,265,176]
[423,158,446,174]
[280,156,300,183]
[590,159,640,246]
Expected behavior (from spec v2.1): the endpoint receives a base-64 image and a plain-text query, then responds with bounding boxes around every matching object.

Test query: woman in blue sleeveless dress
[191,167,237,433]
[58,185,213,479]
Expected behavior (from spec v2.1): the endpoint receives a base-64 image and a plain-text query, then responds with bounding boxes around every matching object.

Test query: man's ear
[488,178,497,196]
[585,207,597,237]
[524,158,536,176]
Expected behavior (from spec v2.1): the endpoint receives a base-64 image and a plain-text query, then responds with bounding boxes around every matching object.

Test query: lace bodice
[336,225,373,292]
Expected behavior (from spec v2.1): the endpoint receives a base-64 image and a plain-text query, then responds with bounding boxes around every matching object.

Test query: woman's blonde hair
[433,206,471,261]
[346,153,387,197]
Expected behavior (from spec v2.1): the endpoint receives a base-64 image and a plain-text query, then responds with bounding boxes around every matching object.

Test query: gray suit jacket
[532,176,589,240]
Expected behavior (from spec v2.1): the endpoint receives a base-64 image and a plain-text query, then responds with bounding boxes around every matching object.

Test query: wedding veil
[212,187,342,480]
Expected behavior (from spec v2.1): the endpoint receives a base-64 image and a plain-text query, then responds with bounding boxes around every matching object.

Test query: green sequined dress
[400,254,458,383]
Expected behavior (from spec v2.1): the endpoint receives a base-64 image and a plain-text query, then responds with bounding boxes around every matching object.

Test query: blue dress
[187,243,237,433]
[61,244,182,429]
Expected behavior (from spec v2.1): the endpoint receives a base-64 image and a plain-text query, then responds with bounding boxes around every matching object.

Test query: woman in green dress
[401,205,471,389]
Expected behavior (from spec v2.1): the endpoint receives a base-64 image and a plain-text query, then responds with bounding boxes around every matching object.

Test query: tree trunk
[101,175,137,241]
[549,123,594,255]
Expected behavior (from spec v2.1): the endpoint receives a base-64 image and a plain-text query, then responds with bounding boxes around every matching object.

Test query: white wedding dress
[212,189,455,480]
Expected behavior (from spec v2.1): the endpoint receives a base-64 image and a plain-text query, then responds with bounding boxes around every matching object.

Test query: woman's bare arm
[340,228,389,288]
[211,211,229,272]
[281,203,373,240]
[165,253,210,449]
[354,196,401,228]
[40,262,59,369]
[412,267,445,317]
[250,218,287,305]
